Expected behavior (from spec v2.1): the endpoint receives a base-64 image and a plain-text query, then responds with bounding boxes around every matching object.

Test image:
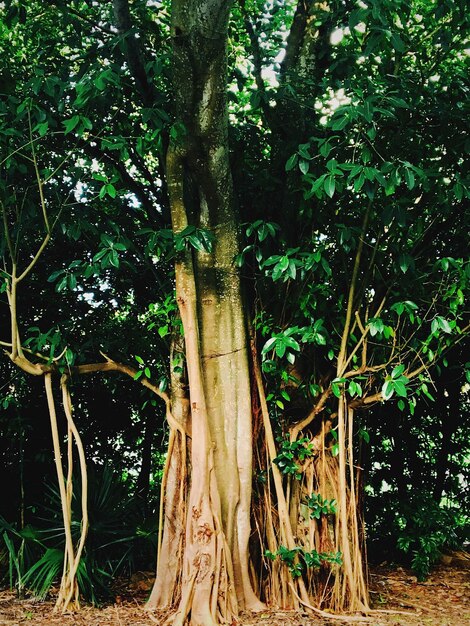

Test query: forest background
[0,0,468,625]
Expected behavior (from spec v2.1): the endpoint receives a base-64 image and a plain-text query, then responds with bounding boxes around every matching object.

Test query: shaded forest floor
[0,557,468,625]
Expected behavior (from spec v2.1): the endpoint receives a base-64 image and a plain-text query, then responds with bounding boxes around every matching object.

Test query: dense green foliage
[0,0,468,600]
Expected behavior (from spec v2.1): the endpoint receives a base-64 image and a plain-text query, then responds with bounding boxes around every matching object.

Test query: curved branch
[289,387,331,443]
[74,355,186,436]
[16,233,51,283]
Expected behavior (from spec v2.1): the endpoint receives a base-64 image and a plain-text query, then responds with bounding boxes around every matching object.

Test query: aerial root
[289,583,374,623]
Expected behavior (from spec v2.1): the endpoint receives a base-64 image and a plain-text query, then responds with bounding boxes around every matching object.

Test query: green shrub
[396,496,468,580]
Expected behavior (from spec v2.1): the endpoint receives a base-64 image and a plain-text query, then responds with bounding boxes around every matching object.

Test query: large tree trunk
[147,1,261,623]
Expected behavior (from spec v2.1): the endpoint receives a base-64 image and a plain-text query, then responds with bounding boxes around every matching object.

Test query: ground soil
[0,557,468,626]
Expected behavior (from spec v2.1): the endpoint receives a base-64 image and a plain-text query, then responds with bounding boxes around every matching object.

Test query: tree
[0,0,468,624]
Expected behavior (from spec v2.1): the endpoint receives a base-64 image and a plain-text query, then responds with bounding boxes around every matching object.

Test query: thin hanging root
[157,427,176,564]
[252,341,313,609]
[210,535,223,618]
[44,374,89,612]
[44,374,76,611]
[347,407,368,605]
[166,573,196,626]
[329,396,369,613]
[60,376,89,611]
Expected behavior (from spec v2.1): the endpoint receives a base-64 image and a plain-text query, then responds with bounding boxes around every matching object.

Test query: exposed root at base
[289,583,374,623]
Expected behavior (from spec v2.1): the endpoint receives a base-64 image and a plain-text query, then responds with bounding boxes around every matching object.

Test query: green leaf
[80,116,93,131]
[320,257,332,276]
[404,168,415,190]
[392,364,405,378]
[284,336,300,352]
[56,277,67,292]
[382,379,394,400]
[68,274,77,290]
[257,223,268,242]
[324,175,336,198]
[285,154,298,171]
[106,184,117,198]
[109,250,119,268]
[394,381,407,397]
[331,114,349,131]
[359,428,370,444]
[286,351,295,364]
[392,302,404,316]
[261,337,277,355]
[319,140,333,158]
[391,33,405,52]
[331,382,341,398]
[34,121,49,137]
[275,341,286,358]
[63,115,80,134]
[286,260,297,280]
[298,143,311,159]
[354,172,366,192]
[398,253,412,274]
[309,175,326,196]
[453,183,464,201]
[437,316,452,334]
[299,159,309,175]
[48,269,65,283]
[369,318,384,337]
[420,383,435,402]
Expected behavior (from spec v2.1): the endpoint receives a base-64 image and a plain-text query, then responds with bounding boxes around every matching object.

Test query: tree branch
[81,141,165,227]
[1,200,15,264]
[289,388,331,442]
[113,0,156,107]
[239,0,275,128]
[279,0,311,82]
[337,202,373,375]
[75,354,187,436]
[65,5,116,36]
[16,234,51,283]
